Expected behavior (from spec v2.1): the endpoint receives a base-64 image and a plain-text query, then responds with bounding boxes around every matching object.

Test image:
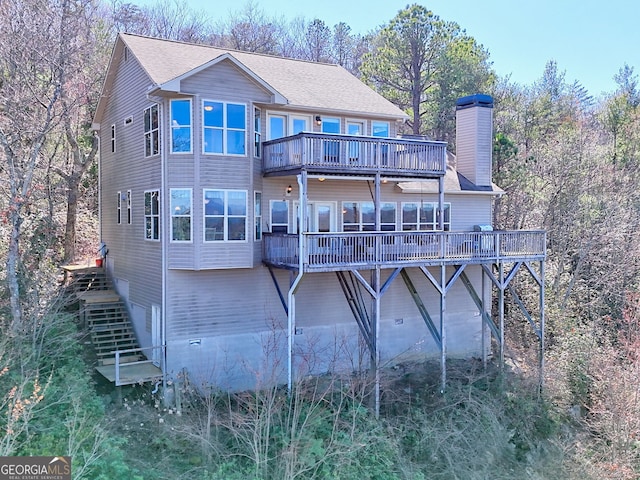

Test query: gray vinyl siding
[261,178,493,232]
[456,106,493,187]
[164,263,489,388]
[100,49,163,341]
[166,60,274,270]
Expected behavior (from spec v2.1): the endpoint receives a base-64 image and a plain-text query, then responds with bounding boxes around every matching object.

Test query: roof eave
[156,53,288,105]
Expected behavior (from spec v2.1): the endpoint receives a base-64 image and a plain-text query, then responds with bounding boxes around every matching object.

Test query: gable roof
[93,33,409,127]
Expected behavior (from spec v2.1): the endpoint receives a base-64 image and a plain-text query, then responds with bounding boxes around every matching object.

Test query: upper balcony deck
[263,132,447,178]
[264,230,546,273]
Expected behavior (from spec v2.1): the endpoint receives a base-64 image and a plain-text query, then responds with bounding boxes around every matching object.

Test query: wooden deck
[264,230,547,272]
[262,132,447,178]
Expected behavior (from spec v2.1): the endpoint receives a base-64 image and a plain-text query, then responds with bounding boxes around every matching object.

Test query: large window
[402,202,451,231]
[203,190,247,242]
[254,191,262,241]
[342,201,396,231]
[170,99,192,153]
[145,190,160,240]
[270,200,289,233]
[144,105,159,157]
[202,101,246,155]
[170,189,192,241]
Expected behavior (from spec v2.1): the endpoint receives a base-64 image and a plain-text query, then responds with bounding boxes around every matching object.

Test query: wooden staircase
[62,265,163,385]
[66,267,142,366]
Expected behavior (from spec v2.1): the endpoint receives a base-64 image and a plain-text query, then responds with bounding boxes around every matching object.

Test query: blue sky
[147,0,638,97]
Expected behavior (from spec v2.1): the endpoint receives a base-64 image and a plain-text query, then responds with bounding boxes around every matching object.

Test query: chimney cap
[456,94,493,110]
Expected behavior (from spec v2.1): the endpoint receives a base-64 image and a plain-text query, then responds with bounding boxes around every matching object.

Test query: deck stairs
[65,266,142,366]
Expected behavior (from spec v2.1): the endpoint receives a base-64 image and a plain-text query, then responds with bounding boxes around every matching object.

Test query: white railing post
[115,351,120,386]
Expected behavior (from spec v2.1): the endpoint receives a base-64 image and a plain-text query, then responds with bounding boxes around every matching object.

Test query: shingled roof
[94,33,408,127]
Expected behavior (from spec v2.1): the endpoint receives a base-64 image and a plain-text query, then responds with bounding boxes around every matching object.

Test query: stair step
[65,267,144,369]
[92,332,136,341]
[92,327,134,334]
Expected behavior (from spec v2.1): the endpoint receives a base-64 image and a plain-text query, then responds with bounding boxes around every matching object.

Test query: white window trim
[401,201,451,231]
[144,104,160,158]
[372,120,390,137]
[170,188,193,243]
[144,190,160,241]
[203,189,248,242]
[346,119,366,135]
[170,98,193,154]
[201,100,247,156]
[126,190,132,225]
[266,111,313,140]
[116,191,121,225]
[269,199,289,233]
[254,191,262,241]
[254,107,262,159]
[111,124,116,153]
[341,201,397,231]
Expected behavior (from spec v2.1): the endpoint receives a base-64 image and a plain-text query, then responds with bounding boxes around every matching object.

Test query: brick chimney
[455,94,494,187]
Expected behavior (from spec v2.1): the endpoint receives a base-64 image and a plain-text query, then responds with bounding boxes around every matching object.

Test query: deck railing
[263,132,447,177]
[264,231,546,270]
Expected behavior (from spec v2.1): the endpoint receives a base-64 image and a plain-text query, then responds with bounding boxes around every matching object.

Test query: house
[92,33,546,393]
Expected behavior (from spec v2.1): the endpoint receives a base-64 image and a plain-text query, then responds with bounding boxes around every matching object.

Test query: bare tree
[221,0,285,54]
[0,0,68,330]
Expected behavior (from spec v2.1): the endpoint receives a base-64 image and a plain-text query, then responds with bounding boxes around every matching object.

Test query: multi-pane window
[254,107,261,158]
[170,189,192,241]
[270,200,289,233]
[254,191,262,241]
[126,190,132,224]
[203,190,247,241]
[266,113,310,140]
[170,99,192,153]
[144,105,159,157]
[111,124,116,153]
[116,191,122,224]
[202,101,246,155]
[342,201,396,231]
[402,202,451,231]
[145,190,160,240]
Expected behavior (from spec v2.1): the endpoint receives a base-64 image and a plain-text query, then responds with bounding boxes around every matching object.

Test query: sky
[142,0,639,97]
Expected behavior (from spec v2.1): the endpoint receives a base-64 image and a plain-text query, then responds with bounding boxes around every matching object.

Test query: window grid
[144,105,159,157]
[202,100,246,155]
[401,202,451,231]
[145,190,160,240]
[111,124,116,153]
[342,201,396,231]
